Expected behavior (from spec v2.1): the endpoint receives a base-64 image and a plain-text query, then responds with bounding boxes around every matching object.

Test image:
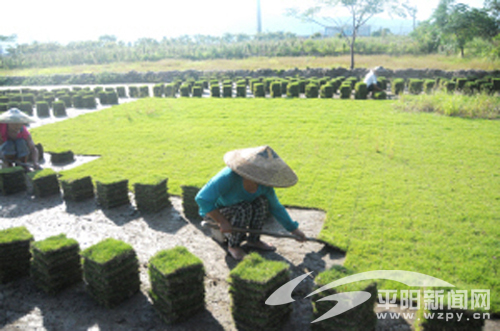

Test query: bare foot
[246,240,276,251]
[228,246,246,261]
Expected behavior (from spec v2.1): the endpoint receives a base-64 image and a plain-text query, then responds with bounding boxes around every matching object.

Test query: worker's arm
[206,209,232,233]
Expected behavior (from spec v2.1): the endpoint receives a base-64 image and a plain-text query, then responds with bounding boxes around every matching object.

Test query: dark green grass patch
[80,238,134,265]
[229,252,289,285]
[31,98,500,314]
[27,168,57,181]
[0,226,33,245]
[149,246,203,276]
[31,234,78,254]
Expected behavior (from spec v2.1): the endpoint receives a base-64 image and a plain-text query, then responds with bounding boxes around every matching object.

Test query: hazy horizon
[1,0,486,45]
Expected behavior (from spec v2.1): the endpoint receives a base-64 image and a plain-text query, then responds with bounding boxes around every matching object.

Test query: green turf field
[31,98,500,313]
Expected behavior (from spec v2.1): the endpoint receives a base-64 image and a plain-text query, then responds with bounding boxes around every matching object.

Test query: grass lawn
[2,54,499,77]
[31,98,500,313]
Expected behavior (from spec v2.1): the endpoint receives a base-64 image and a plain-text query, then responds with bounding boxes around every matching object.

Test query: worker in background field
[0,108,40,171]
[364,66,386,97]
[195,145,307,261]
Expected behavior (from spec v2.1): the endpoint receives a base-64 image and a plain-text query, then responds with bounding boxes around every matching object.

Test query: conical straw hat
[224,145,298,188]
[0,108,36,124]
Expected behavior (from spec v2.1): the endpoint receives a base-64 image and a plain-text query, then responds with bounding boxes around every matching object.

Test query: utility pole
[257,0,262,33]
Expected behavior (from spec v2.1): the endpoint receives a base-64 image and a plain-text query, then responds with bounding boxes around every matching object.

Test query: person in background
[364,66,386,97]
[195,145,307,261]
[0,108,40,170]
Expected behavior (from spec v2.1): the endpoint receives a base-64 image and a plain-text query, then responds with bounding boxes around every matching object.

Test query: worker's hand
[218,219,233,234]
[291,228,307,242]
[33,163,41,170]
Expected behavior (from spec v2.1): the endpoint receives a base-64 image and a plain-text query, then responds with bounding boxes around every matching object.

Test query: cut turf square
[81,238,140,308]
[0,166,26,195]
[181,185,201,220]
[30,234,82,294]
[0,226,34,283]
[50,150,74,165]
[148,246,205,324]
[228,253,291,330]
[27,168,60,198]
[133,177,171,213]
[95,179,129,209]
[311,265,378,331]
[60,176,95,201]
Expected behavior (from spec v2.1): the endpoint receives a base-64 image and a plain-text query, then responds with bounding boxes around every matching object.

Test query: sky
[1,0,487,45]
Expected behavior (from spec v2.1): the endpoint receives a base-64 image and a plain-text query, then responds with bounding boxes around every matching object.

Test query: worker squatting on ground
[195,145,307,261]
[0,108,40,171]
[364,66,387,97]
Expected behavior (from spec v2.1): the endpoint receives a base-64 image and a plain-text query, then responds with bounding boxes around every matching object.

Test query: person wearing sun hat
[195,145,307,260]
[0,108,40,170]
[363,66,386,96]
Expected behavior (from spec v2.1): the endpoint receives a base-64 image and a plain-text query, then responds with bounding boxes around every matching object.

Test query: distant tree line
[411,0,500,57]
[0,33,427,69]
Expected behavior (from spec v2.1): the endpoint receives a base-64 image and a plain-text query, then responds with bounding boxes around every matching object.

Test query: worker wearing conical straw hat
[196,145,306,261]
[0,108,41,170]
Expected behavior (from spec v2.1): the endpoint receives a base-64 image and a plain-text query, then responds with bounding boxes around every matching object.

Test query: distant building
[324,25,371,37]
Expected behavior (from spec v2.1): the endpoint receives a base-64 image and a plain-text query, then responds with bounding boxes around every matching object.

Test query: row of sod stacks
[81,238,140,308]
[311,265,378,331]
[228,253,292,331]
[61,176,95,201]
[0,226,34,283]
[0,166,26,195]
[148,247,205,324]
[30,234,82,294]
[50,150,75,165]
[27,168,60,198]
[181,185,201,220]
[96,179,129,209]
[134,178,171,213]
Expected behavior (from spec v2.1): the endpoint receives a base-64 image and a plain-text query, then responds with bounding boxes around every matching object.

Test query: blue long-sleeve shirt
[195,167,299,232]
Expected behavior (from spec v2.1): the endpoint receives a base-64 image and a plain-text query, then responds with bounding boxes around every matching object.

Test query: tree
[402,3,418,31]
[432,0,498,57]
[485,0,500,20]
[287,0,408,69]
[371,27,392,37]
[0,34,17,55]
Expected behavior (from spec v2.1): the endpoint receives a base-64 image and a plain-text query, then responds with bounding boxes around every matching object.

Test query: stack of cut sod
[96,179,129,209]
[311,265,378,331]
[180,185,201,220]
[134,177,171,213]
[81,238,140,308]
[30,234,82,294]
[50,150,75,165]
[228,253,292,330]
[148,246,205,324]
[27,168,60,198]
[0,166,26,195]
[0,226,34,283]
[61,176,95,201]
